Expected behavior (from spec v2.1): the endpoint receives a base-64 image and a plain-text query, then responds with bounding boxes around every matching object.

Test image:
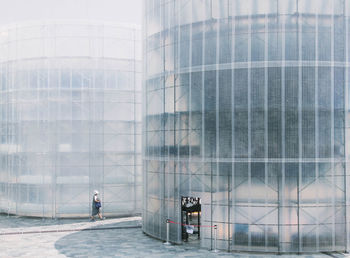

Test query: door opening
[181,196,201,242]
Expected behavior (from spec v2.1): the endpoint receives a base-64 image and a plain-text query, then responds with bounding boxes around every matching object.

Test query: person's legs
[98,210,102,219]
[98,209,105,220]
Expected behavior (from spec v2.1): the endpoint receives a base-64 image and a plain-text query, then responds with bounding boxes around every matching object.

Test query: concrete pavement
[0,215,348,258]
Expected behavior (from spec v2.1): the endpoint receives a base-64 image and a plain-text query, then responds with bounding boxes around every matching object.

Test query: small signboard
[185,225,194,234]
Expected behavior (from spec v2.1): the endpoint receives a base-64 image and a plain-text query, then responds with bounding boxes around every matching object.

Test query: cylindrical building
[143,0,350,253]
[0,21,142,217]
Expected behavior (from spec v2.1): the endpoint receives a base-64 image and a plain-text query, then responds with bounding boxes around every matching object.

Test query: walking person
[90,190,104,221]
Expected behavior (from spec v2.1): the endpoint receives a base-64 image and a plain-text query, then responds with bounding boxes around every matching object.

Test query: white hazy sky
[0,0,142,25]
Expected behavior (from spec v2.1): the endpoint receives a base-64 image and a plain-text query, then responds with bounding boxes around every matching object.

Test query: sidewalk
[0,215,348,257]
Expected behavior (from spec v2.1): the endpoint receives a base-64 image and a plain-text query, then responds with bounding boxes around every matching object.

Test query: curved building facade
[0,21,142,217]
[143,0,350,253]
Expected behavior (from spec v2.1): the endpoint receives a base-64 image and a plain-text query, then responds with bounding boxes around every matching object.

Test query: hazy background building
[143,0,350,253]
[0,0,142,218]
[0,0,142,25]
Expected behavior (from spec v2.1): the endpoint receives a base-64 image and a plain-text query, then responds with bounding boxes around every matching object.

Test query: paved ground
[0,214,349,258]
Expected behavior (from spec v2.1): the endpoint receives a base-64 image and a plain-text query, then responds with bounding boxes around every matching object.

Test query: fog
[0,0,142,25]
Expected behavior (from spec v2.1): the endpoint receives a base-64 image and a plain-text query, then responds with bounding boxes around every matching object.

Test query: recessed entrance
[181,196,201,243]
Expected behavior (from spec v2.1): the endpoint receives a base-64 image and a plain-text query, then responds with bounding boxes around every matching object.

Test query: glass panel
[268,67,282,158]
[0,23,141,218]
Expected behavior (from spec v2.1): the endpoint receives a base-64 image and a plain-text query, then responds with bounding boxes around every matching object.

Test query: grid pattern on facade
[143,0,350,253]
[0,21,142,218]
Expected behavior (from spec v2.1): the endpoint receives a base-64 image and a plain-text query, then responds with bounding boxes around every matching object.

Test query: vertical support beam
[227,3,232,251]
[247,11,252,252]
[281,10,286,252]
[297,1,303,251]
[189,0,193,196]
[48,25,53,218]
[345,0,350,252]
[201,0,206,246]
[39,25,44,218]
[175,0,181,243]
[331,5,336,250]
[162,1,166,239]
[133,28,137,213]
[0,56,3,213]
[209,1,213,250]
[264,11,269,252]
[231,8,236,251]
[101,24,106,218]
[315,13,320,252]
[161,0,167,239]
[4,34,10,216]
[215,4,220,250]
[14,26,18,216]
[53,23,57,218]
[142,0,149,233]
[88,22,93,217]
[226,1,232,252]
[201,9,206,161]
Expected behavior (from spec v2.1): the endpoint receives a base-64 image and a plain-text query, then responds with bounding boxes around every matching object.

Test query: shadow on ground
[54,223,345,258]
[54,221,147,257]
[54,220,233,258]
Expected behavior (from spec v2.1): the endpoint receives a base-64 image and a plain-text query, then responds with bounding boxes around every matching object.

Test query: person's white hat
[94,190,99,195]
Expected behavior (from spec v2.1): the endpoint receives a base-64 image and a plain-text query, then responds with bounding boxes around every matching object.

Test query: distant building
[143,0,350,253]
[0,21,142,217]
